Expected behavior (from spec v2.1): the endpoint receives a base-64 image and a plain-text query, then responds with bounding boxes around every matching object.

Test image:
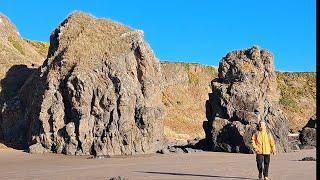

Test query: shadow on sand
[135,171,257,180]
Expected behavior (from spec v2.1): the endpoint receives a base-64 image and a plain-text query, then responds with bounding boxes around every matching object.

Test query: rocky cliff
[1,12,165,155]
[0,12,316,153]
[0,14,46,144]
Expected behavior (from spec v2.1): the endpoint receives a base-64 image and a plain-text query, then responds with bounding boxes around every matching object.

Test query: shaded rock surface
[0,14,45,144]
[287,133,301,151]
[157,137,203,154]
[204,46,291,153]
[300,156,316,161]
[299,115,316,149]
[2,12,165,155]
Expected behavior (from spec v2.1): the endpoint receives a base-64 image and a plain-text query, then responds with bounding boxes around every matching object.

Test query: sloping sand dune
[0,148,315,180]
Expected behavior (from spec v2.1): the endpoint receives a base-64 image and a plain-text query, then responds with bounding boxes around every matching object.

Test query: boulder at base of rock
[2,12,165,156]
[28,143,48,154]
[299,115,316,149]
[204,46,291,153]
[300,157,316,161]
[108,176,128,180]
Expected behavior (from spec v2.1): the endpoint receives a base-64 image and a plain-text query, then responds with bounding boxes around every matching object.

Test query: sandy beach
[0,148,315,180]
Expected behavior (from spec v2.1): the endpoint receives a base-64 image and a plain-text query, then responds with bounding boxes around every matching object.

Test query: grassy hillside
[0,15,46,103]
[277,72,316,132]
[161,62,218,140]
[24,40,49,57]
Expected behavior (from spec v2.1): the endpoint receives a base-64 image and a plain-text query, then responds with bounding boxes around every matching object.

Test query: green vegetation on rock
[181,62,216,85]
[276,72,316,132]
[8,36,25,55]
[25,40,49,57]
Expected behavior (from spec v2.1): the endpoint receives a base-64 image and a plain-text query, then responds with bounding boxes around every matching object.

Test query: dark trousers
[256,154,270,177]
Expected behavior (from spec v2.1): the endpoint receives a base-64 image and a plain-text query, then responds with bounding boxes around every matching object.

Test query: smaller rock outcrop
[157,138,203,154]
[204,46,291,153]
[108,176,128,180]
[299,115,316,149]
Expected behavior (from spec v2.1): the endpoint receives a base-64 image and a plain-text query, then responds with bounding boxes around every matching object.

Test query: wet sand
[0,148,315,180]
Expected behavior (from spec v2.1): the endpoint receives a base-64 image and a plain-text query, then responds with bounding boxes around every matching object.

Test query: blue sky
[0,0,316,72]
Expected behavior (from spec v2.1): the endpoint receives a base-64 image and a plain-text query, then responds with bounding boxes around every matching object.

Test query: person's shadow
[135,171,257,180]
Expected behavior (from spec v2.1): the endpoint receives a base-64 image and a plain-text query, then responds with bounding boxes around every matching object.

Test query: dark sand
[0,148,315,180]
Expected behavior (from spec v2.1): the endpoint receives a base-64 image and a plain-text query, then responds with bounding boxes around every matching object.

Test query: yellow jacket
[251,129,276,154]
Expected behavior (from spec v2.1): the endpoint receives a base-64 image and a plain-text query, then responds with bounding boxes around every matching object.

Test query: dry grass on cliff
[277,72,316,132]
[161,62,217,140]
[49,12,135,74]
[163,86,207,140]
[0,15,45,107]
[25,40,49,57]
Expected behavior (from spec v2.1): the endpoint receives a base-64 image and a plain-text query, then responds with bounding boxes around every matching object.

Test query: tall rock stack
[204,46,290,153]
[2,12,165,155]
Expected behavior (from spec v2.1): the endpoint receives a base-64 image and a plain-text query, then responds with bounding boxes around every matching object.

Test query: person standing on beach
[251,121,277,180]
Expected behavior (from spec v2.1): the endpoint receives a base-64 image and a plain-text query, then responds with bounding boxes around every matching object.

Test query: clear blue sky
[0,0,316,72]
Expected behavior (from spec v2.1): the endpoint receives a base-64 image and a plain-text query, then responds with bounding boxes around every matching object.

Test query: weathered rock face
[204,46,290,153]
[2,12,165,155]
[299,115,316,149]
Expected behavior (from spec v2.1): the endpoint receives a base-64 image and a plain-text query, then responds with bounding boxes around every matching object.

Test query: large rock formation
[204,46,291,153]
[2,12,165,155]
[1,12,316,153]
[0,14,45,144]
[299,115,316,149]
